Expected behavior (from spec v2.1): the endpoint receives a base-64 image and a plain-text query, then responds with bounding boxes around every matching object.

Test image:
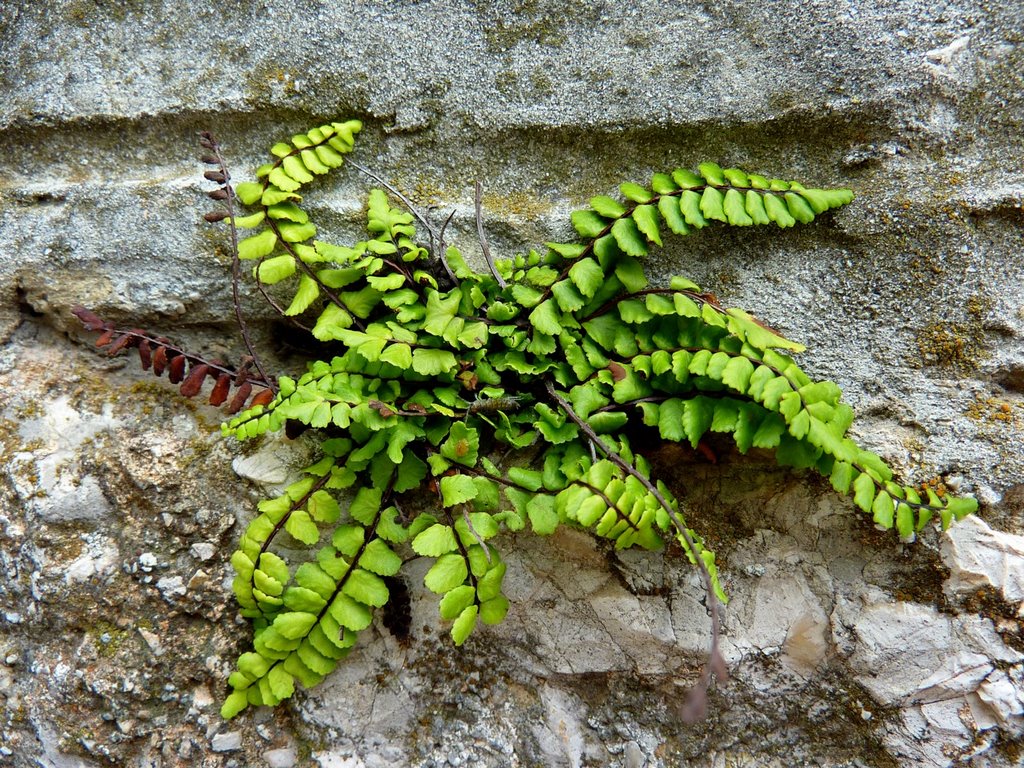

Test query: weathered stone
[138,628,164,657]
[2,1,1023,766]
[264,746,298,768]
[211,730,242,752]
[64,535,119,584]
[156,576,187,600]
[942,515,1024,608]
[189,542,216,562]
[840,597,1023,764]
[231,435,312,488]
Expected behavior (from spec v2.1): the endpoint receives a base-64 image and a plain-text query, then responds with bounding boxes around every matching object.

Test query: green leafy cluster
[217,123,977,718]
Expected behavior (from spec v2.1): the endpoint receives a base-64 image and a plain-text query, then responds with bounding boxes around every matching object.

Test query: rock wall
[1,1,1022,766]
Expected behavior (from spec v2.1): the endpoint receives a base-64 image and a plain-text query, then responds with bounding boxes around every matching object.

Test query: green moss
[62,0,149,25]
[495,70,519,97]
[88,620,132,659]
[481,189,555,219]
[529,70,554,96]
[478,0,573,51]
[766,90,804,114]
[623,29,656,49]
[243,64,303,104]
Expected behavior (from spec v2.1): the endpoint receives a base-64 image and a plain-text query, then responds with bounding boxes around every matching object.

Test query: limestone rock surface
[1,1,1023,767]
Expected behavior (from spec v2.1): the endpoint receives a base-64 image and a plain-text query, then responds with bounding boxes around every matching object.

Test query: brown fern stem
[199,131,276,394]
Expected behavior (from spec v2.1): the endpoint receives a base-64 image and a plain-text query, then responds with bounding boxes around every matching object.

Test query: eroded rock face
[942,516,1024,606]
[1,1,1023,766]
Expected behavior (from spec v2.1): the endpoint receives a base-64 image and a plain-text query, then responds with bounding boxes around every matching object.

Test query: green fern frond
[211,121,976,719]
[223,467,410,718]
[566,163,852,255]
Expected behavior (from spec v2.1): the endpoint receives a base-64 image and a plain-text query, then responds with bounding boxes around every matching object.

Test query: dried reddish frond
[72,307,274,411]
[107,334,138,355]
[71,306,108,331]
[168,354,187,384]
[227,382,253,414]
[250,389,274,408]
[209,374,232,406]
[180,363,211,398]
[152,346,168,376]
[369,399,396,418]
[608,362,627,381]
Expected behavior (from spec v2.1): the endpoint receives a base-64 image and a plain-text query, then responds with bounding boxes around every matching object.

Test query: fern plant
[78,120,979,721]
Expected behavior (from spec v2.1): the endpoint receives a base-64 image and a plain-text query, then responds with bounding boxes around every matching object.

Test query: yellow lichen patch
[915,294,993,372]
[915,321,988,373]
[966,295,992,318]
[481,189,555,220]
[14,400,44,420]
[966,392,1022,427]
[907,253,947,278]
[918,475,949,500]
[408,180,448,208]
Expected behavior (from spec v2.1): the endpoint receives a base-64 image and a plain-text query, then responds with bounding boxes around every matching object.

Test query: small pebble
[138,628,164,656]
[192,685,214,708]
[138,553,158,572]
[187,570,210,591]
[624,741,646,768]
[190,542,216,561]
[156,576,187,599]
[265,746,297,768]
[211,731,242,752]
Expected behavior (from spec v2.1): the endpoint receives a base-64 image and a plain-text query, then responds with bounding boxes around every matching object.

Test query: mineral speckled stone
[1,1,1023,767]
[942,516,1024,605]
[211,730,243,752]
[264,746,298,768]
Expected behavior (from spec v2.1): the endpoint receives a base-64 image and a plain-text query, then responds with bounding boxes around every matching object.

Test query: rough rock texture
[1,1,1023,766]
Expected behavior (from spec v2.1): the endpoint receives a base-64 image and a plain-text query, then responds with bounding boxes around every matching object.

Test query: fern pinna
[80,120,978,720]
